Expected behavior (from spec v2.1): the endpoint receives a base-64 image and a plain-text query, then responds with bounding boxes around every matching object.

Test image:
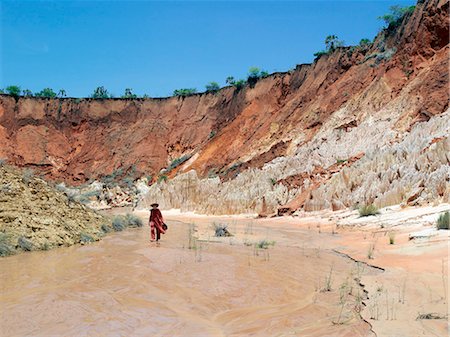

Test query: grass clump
[101,223,112,233]
[125,213,143,227]
[359,204,380,217]
[255,239,275,249]
[18,236,33,251]
[112,216,127,231]
[22,168,34,185]
[213,223,232,237]
[80,233,95,243]
[367,243,375,259]
[112,214,143,231]
[436,211,449,230]
[388,232,395,245]
[416,312,447,320]
[0,233,14,256]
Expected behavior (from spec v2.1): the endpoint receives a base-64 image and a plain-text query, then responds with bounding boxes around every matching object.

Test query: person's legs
[156,227,161,241]
[150,221,156,241]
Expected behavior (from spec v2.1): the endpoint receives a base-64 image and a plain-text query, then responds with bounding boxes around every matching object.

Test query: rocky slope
[0,164,107,255]
[0,0,448,215]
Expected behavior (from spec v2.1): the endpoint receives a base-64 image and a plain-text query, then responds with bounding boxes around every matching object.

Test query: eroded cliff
[1,0,448,214]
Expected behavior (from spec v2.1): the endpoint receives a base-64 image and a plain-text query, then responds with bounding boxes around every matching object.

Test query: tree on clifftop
[57,89,67,98]
[91,86,111,99]
[35,88,57,98]
[205,82,220,93]
[173,88,197,97]
[325,35,344,52]
[313,35,344,59]
[22,89,34,97]
[121,88,137,99]
[378,5,415,29]
[5,85,21,98]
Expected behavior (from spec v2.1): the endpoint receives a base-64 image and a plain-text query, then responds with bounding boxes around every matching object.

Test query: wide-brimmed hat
[150,203,159,207]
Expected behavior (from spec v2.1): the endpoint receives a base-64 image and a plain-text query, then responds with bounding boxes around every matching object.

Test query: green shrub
[77,190,100,204]
[158,175,168,183]
[80,233,95,243]
[358,204,380,217]
[101,224,112,233]
[121,176,134,189]
[18,236,33,251]
[363,47,398,67]
[225,76,246,90]
[121,88,137,99]
[325,35,344,52]
[225,76,235,85]
[359,38,371,47]
[437,211,449,230]
[167,154,191,171]
[101,168,124,188]
[35,88,57,98]
[91,86,111,99]
[173,88,197,97]
[247,67,269,86]
[57,89,67,98]
[5,85,21,98]
[378,5,415,29]
[314,35,344,59]
[0,233,14,256]
[125,213,143,227]
[233,79,246,90]
[248,67,261,79]
[205,82,220,93]
[112,216,127,231]
[313,50,328,59]
[22,89,34,97]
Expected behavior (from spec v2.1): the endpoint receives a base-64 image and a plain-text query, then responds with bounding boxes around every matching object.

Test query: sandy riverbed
[0,206,448,336]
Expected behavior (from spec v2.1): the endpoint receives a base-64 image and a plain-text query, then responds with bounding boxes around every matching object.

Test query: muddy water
[0,215,377,336]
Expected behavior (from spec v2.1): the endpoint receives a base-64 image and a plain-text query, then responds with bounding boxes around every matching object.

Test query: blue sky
[1,0,415,98]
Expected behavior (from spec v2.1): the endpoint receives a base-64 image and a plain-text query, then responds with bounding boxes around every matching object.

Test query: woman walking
[149,203,166,243]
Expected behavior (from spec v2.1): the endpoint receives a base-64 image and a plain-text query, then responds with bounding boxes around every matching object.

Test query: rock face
[0,0,448,215]
[0,165,107,255]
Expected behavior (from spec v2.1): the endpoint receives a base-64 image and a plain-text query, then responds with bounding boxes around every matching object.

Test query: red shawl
[149,209,166,234]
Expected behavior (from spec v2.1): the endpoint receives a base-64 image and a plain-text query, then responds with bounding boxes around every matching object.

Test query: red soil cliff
[0,0,448,186]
